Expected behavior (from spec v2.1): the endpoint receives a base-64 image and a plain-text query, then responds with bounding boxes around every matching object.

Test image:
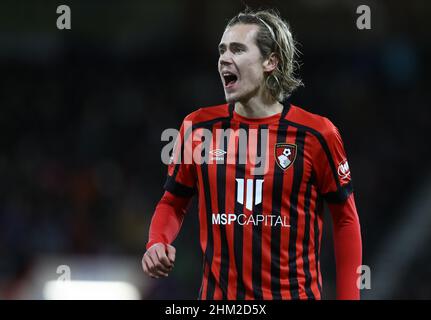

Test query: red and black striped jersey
[165,101,353,300]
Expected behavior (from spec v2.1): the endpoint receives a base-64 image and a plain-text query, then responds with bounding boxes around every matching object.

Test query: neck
[234,92,283,118]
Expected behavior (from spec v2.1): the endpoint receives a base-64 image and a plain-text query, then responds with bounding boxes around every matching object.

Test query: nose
[219,51,233,67]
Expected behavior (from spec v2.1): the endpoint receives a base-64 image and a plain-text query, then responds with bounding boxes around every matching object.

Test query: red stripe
[261,125,278,299]
[213,280,223,299]
[296,173,307,299]
[279,125,296,299]
[225,125,239,299]
[296,132,312,299]
[194,128,210,299]
[303,135,321,299]
[308,186,321,299]
[208,123,222,298]
[317,208,324,290]
[242,125,255,299]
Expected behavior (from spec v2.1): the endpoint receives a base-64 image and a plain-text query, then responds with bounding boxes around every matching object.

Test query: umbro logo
[209,149,227,161]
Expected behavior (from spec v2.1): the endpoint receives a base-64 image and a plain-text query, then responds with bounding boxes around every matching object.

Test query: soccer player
[142,9,362,300]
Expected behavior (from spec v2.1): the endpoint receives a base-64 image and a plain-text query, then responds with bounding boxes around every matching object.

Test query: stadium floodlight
[43,280,140,300]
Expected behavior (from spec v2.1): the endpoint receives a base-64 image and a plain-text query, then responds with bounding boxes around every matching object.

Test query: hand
[142,243,176,278]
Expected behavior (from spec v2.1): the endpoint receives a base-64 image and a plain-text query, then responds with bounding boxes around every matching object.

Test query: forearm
[146,191,191,249]
[328,193,362,300]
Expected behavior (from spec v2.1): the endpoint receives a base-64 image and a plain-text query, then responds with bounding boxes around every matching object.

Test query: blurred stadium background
[0,0,429,299]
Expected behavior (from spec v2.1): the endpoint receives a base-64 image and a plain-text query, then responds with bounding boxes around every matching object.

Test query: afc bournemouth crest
[275,143,297,170]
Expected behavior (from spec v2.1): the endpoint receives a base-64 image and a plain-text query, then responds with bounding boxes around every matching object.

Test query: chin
[225,88,256,105]
[224,94,237,104]
[225,91,246,104]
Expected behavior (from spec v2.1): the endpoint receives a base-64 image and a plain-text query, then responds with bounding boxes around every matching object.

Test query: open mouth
[222,72,238,88]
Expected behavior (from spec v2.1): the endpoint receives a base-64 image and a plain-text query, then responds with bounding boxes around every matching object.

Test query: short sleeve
[313,119,353,203]
[164,119,197,197]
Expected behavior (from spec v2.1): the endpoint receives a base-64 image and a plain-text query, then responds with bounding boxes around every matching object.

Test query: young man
[142,9,362,300]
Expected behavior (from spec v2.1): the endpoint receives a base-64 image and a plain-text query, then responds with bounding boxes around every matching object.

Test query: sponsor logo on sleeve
[338,159,351,180]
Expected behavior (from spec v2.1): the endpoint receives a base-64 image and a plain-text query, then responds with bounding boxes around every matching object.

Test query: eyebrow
[218,42,247,51]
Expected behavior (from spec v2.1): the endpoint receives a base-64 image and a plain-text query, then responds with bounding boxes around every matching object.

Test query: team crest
[275,143,297,170]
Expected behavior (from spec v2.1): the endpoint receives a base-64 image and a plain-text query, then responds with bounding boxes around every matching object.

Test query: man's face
[218,24,266,103]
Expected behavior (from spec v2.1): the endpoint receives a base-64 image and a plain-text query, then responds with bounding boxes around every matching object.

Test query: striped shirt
[165,101,353,300]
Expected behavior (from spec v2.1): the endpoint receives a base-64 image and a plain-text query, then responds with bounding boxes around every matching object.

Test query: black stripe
[287,129,306,299]
[198,257,205,300]
[323,181,353,203]
[283,120,353,198]
[207,268,219,300]
[164,176,195,197]
[192,116,232,130]
[280,100,291,119]
[314,194,323,294]
[228,103,234,118]
[270,121,288,300]
[200,124,216,299]
[251,124,267,300]
[198,281,202,300]
[302,172,315,299]
[234,123,248,299]
[217,120,230,300]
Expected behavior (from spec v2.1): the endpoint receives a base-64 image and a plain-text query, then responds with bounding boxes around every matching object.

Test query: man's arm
[142,191,192,278]
[328,193,362,299]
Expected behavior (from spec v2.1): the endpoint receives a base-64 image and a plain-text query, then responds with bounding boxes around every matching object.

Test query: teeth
[222,71,238,87]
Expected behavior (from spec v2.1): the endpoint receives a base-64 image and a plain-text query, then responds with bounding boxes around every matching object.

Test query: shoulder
[287,104,340,141]
[183,103,230,124]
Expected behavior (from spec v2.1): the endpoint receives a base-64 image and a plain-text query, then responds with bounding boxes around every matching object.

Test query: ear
[262,53,278,73]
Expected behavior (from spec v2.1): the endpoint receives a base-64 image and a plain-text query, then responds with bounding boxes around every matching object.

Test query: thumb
[165,244,176,263]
